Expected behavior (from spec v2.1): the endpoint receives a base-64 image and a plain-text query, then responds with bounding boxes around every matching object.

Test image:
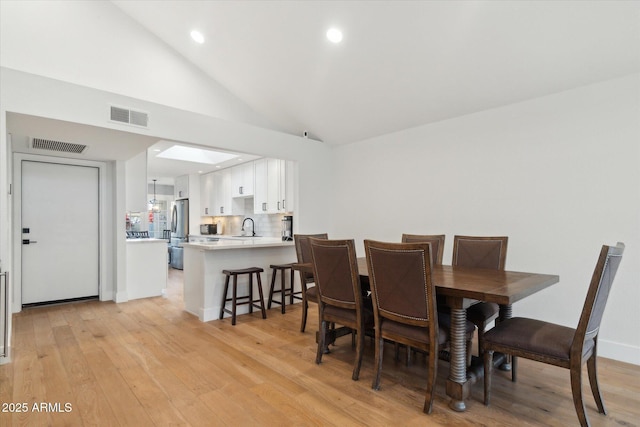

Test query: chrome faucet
[241,217,256,236]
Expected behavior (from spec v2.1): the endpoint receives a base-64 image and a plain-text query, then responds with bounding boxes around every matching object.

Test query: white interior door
[21,161,99,305]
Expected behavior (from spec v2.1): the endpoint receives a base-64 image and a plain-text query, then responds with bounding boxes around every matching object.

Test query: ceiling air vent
[110,105,149,127]
[31,138,87,154]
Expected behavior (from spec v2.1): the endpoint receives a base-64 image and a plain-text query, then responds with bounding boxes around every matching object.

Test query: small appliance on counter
[281,215,293,241]
[200,224,217,235]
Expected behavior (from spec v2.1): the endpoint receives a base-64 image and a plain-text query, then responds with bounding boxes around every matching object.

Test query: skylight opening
[156,145,237,165]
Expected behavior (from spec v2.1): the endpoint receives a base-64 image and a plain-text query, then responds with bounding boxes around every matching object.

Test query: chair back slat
[453,235,508,270]
[310,239,360,309]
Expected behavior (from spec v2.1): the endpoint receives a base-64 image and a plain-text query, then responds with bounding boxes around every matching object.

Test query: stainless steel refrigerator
[169,199,189,269]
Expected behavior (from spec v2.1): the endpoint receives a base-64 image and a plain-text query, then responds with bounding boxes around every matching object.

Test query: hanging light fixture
[149,179,160,212]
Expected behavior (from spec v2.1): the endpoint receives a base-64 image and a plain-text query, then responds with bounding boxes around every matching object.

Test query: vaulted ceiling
[111,1,640,145]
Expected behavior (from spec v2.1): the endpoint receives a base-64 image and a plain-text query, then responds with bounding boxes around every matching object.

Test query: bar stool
[267,263,299,314]
[220,267,267,325]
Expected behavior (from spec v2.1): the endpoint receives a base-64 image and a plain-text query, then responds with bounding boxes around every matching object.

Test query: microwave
[200,224,217,235]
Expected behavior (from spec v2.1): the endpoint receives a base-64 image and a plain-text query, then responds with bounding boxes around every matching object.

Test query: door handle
[22,239,38,244]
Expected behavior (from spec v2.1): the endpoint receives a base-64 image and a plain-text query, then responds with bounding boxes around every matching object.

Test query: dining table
[294,258,559,412]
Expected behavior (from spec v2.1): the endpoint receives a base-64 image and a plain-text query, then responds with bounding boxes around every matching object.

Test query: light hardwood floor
[1,269,638,426]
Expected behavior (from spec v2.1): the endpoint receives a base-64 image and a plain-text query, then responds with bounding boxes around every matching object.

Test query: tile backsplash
[201,199,289,238]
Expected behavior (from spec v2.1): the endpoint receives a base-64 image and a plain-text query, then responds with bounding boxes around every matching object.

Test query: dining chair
[452,235,508,356]
[364,239,474,414]
[310,238,373,380]
[294,233,328,332]
[399,234,446,364]
[401,234,445,266]
[482,242,624,427]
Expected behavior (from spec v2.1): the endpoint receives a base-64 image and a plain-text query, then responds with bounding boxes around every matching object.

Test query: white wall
[0,0,280,134]
[331,74,640,364]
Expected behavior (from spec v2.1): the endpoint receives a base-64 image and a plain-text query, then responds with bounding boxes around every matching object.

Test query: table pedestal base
[445,352,507,411]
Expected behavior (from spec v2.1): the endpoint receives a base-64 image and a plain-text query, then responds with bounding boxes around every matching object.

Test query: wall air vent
[110,105,149,127]
[31,138,87,154]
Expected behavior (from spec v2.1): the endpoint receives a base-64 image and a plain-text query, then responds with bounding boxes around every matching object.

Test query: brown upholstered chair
[294,233,328,332]
[452,235,508,355]
[364,240,474,414]
[310,238,373,380]
[398,234,446,363]
[482,243,624,427]
[401,234,445,266]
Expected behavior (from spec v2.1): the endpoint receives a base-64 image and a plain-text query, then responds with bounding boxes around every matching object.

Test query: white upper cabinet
[199,172,215,216]
[231,162,254,198]
[280,160,295,213]
[174,174,189,199]
[212,169,243,216]
[254,158,294,214]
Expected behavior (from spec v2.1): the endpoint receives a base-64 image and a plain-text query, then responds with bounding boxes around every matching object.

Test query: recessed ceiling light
[190,30,205,44]
[326,28,343,44]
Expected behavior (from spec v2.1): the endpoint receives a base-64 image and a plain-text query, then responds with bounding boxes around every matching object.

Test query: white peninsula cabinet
[254,158,294,214]
[182,238,296,322]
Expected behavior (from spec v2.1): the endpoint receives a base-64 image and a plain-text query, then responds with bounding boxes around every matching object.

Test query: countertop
[182,236,294,250]
[126,238,168,244]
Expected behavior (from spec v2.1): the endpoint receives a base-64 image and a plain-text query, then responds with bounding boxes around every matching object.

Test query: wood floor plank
[1,268,638,426]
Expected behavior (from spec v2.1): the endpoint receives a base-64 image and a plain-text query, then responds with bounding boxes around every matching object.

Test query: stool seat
[220,267,267,325]
[267,263,300,314]
[223,267,264,275]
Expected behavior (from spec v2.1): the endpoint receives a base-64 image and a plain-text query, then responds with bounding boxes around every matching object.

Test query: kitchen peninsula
[182,237,296,322]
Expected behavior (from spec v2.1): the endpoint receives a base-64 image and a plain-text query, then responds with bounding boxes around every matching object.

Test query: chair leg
[483,350,494,406]
[352,327,365,381]
[300,297,308,332]
[587,353,607,414]
[570,361,590,427]
[511,356,518,382]
[423,343,438,414]
[476,321,486,357]
[316,319,326,365]
[372,335,384,390]
[300,278,309,332]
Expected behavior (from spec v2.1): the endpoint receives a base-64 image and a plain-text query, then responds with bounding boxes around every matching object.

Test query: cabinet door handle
[239,186,243,195]
[220,206,224,214]
[262,202,267,211]
[205,207,209,215]
[277,201,280,211]
[282,199,286,210]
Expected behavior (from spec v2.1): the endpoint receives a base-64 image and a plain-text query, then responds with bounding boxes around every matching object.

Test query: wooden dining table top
[293,258,560,306]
